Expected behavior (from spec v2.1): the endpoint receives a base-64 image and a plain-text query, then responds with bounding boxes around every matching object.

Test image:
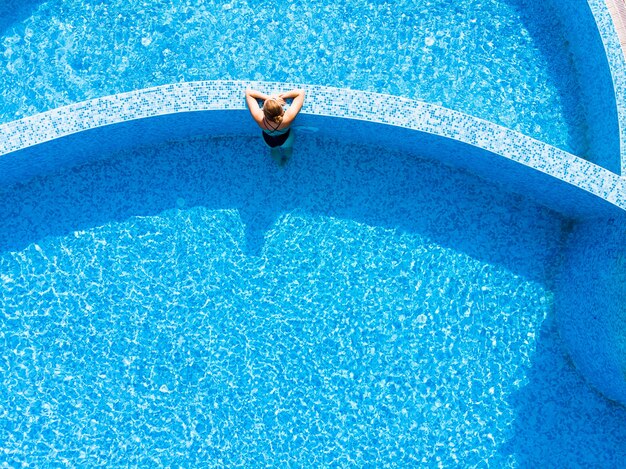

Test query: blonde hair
[263,99,284,124]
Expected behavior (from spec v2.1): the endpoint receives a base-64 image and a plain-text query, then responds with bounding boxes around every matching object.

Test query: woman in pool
[245,88,305,164]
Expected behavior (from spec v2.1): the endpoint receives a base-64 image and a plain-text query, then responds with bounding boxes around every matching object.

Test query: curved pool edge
[590,0,626,174]
[555,217,626,407]
[2,81,626,408]
[0,80,624,221]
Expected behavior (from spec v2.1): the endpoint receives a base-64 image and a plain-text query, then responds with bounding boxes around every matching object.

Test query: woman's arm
[246,89,271,101]
[281,89,305,125]
[245,89,266,124]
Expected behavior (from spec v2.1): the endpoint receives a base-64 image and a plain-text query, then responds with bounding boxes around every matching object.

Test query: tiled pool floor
[1,135,625,466]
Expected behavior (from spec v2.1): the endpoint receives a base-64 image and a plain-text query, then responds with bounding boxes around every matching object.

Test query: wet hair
[263,99,284,124]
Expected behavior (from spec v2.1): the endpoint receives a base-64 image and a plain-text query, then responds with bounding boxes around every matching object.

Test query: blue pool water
[1,136,625,465]
[0,0,601,158]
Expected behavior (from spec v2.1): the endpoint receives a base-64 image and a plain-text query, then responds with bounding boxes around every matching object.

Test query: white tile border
[606,0,626,57]
[0,80,623,215]
[591,0,626,174]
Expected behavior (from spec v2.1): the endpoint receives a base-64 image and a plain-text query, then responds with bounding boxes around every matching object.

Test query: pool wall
[1,81,624,221]
[556,216,626,405]
[1,79,626,407]
[556,1,626,409]
[550,0,621,173]
[588,0,626,174]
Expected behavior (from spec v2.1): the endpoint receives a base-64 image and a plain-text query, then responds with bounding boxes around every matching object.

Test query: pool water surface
[0,0,601,158]
[1,136,625,466]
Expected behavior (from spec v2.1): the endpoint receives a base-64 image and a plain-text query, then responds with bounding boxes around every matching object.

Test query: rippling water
[1,136,625,466]
[0,0,588,154]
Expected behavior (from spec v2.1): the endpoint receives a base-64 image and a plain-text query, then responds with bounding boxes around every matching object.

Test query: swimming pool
[1,0,626,466]
[0,0,620,170]
[2,133,626,466]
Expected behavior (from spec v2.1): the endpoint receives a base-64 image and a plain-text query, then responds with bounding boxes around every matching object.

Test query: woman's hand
[246,89,270,101]
[279,89,304,100]
[272,95,287,106]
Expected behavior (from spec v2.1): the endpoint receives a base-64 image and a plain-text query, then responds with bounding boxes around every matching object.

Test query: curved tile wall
[548,0,621,173]
[556,218,626,406]
[0,0,625,409]
[0,81,624,221]
[590,0,626,173]
[548,1,626,410]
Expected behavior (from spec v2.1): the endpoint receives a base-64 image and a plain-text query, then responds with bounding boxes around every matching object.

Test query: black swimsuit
[262,117,291,148]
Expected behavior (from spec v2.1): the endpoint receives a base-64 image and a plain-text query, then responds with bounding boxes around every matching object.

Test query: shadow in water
[0,134,565,285]
[1,135,624,463]
[0,0,45,35]
[502,0,590,157]
[238,199,278,257]
[500,312,626,466]
[503,0,621,174]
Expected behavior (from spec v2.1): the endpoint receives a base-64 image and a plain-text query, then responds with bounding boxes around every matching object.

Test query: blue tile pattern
[556,216,626,405]
[0,81,624,219]
[0,1,624,459]
[1,134,625,466]
[0,0,614,163]
[589,0,626,174]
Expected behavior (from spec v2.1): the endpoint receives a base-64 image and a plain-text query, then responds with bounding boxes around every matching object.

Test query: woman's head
[263,98,284,124]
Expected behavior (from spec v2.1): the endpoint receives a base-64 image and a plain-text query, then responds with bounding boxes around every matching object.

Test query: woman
[245,88,305,164]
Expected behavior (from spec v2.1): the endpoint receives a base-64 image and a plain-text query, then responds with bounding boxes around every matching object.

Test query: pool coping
[0,80,624,219]
[593,0,626,174]
[606,0,626,58]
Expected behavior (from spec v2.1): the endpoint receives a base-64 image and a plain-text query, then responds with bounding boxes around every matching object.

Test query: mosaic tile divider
[606,0,626,57]
[1,80,624,214]
[591,0,626,173]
